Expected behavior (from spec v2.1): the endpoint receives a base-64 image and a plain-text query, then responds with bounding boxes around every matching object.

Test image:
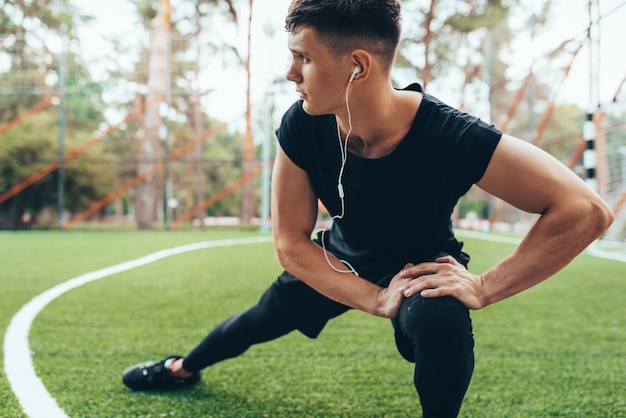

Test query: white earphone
[349,65,362,83]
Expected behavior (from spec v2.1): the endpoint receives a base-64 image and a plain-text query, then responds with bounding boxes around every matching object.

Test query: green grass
[1,230,625,417]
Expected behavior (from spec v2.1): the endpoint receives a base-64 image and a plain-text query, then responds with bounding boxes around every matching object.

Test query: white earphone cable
[320,77,359,276]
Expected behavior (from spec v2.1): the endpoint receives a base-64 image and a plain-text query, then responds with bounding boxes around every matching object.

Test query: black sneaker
[122,355,201,391]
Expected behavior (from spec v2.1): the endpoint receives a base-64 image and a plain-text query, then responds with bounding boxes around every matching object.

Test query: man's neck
[338,88,422,159]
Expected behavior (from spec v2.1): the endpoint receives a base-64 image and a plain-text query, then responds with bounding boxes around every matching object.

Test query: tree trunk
[135,0,171,230]
[421,0,437,89]
[239,0,256,225]
[193,21,205,228]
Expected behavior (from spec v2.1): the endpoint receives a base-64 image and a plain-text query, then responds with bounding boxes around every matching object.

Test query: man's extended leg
[123,270,350,390]
[393,294,474,418]
[122,285,297,390]
[181,285,297,372]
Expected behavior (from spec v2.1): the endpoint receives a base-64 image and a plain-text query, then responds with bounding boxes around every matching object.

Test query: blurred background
[1,0,624,245]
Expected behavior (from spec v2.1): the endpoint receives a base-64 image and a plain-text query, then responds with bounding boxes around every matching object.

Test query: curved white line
[456,230,626,263]
[586,244,626,262]
[4,236,272,418]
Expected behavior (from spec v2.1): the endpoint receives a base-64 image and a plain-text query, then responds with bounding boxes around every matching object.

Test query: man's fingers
[400,262,450,279]
[420,287,445,298]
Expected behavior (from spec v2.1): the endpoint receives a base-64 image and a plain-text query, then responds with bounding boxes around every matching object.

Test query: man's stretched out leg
[181,285,297,372]
[122,284,297,390]
[122,271,349,391]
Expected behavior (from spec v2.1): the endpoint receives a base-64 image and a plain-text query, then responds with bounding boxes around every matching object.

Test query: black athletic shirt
[276,83,502,280]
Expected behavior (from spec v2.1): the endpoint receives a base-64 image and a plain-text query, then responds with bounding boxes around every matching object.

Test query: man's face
[286,26,349,116]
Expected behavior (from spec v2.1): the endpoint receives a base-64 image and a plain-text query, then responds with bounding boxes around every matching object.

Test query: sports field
[1,230,625,417]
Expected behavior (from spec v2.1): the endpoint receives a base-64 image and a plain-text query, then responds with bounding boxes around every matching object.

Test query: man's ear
[350,50,372,81]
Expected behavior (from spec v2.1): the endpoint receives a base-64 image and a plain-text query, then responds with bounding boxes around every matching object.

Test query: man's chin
[301,101,324,116]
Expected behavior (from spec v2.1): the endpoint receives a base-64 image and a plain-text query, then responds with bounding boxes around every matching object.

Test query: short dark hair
[285,0,402,72]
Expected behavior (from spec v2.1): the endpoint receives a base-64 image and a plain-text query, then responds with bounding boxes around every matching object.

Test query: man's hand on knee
[397,256,488,310]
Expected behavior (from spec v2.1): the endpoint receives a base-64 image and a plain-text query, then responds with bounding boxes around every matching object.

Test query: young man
[122,1,614,416]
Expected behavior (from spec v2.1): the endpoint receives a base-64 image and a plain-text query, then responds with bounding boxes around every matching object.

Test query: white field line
[3,236,272,418]
[586,245,626,262]
[456,230,626,263]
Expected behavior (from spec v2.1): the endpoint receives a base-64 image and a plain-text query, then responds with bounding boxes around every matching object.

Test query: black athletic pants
[183,273,474,418]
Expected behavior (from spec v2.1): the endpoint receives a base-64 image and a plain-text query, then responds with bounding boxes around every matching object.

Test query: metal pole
[162,31,172,230]
[584,0,598,192]
[583,112,597,191]
[595,0,601,109]
[260,92,272,233]
[57,36,66,230]
[260,21,277,233]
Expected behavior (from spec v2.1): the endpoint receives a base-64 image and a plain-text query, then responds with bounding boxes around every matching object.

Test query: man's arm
[398,134,614,309]
[271,146,411,318]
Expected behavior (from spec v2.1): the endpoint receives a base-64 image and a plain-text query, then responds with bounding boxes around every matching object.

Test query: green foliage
[0,1,111,228]
[0,0,80,35]
[132,0,158,27]
[0,112,58,226]
[1,231,624,417]
[102,0,243,228]
[203,127,243,216]
[0,104,116,227]
[445,2,510,33]
[398,0,512,85]
[541,104,586,160]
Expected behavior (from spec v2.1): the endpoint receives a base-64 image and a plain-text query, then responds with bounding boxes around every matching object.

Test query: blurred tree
[534,104,584,160]
[129,0,239,229]
[240,0,255,225]
[132,0,171,230]
[175,0,238,226]
[0,1,114,228]
[0,0,85,55]
[0,0,89,122]
[202,123,244,217]
[397,0,559,124]
[0,92,114,228]
[398,0,513,110]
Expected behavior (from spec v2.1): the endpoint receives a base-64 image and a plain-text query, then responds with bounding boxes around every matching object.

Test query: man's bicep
[476,134,589,214]
[271,146,318,239]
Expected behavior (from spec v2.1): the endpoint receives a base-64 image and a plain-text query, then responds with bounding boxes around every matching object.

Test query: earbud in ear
[349,65,362,83]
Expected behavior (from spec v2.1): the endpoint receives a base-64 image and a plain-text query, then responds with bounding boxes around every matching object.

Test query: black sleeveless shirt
[276,83,501,280]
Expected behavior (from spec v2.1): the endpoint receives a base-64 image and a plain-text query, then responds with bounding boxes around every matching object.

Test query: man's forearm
[274,238,401,317]
[480,199,613,307]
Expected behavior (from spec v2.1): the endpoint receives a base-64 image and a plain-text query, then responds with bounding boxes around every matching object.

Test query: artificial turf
[1,230,624,417]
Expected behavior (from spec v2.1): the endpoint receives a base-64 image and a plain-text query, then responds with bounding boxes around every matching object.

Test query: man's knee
[396,294,473,354]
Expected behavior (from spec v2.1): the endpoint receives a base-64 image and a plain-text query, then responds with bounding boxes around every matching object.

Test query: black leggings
[183,288,296,371]
[393,294,475,418]
[183,281,474,418]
